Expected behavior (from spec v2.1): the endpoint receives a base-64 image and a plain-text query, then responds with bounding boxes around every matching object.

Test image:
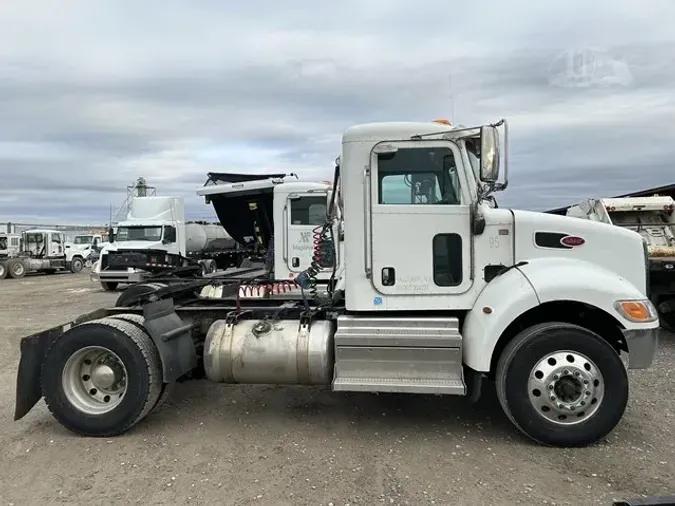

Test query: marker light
[614,299,658,323]
[433,119,452,125]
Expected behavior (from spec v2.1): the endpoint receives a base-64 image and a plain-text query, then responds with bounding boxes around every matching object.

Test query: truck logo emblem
[300,232,311,243]
[561,235,585,247]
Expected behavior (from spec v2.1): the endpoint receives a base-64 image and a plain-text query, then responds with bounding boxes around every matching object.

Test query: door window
[377,147,461,205]
[432,234,463,286]
[290,196,327,225]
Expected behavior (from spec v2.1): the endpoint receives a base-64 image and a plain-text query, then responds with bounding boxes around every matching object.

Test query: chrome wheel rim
[528,350,605,425]
[62,346,128,414]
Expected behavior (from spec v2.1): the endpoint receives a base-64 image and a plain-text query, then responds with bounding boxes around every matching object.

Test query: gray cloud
[1,1,674,225]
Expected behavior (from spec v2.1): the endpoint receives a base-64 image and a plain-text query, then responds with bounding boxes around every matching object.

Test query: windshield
[115,226,163,242]
[73,235,93,245]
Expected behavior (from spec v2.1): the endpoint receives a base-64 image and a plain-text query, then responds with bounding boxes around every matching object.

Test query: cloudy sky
[1,0,674,225]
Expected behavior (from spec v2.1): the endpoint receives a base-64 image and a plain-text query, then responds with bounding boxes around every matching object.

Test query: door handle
[292,257,300,268]
[381,267,395,286]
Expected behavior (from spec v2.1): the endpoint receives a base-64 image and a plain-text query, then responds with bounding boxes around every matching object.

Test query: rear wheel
[495,322,628,447]
[69,256,84,273]
[101,281,119,291]
[107,313,175,410]
[41,317,163,437]
[7,259,26,279]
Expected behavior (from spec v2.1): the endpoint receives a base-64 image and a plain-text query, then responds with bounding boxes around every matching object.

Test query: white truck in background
[66,233,107,262]
[197,174,341,290]
[566,195,675,329]
[0,229,86,280]
[91,196,248,291]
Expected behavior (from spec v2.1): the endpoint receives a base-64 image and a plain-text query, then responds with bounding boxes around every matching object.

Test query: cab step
[331,315,466,395]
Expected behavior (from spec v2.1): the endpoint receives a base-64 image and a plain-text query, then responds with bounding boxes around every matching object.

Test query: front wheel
[101,281,119,291]
[0,261,7,280]
[496,322,628,447]
[69,257,84,273]
[41,317,163,437]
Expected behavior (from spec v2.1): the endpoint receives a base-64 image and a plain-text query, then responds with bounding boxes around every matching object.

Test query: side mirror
[479,125,500,183]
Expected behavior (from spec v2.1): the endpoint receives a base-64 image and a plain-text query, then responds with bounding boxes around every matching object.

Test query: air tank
[185,223,237,254]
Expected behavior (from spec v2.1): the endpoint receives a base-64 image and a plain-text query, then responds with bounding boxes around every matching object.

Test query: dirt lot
[0,272,673,505]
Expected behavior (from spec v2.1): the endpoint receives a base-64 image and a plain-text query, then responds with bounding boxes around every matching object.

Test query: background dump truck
[0,229,86,280]
[566,195,675,329]
[13,118,659,449]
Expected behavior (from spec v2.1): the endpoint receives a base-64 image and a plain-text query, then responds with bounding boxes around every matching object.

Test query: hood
[512,209,647,293]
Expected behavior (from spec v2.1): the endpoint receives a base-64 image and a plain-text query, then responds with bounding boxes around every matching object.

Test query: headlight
[614,298,658,323]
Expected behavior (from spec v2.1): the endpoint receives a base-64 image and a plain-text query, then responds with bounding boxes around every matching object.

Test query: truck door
[49,232,64,257]
[285,193,331,274]
[368,139,473,297]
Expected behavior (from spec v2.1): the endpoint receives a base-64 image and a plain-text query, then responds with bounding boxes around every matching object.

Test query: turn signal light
[614,299,658,323]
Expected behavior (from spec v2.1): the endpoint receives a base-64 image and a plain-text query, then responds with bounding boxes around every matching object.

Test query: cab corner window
[290,196,327,225]
[433,233,462,286]
[377,147,461,205]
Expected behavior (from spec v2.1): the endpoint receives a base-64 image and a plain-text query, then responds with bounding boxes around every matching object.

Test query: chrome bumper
[622,327,660,369]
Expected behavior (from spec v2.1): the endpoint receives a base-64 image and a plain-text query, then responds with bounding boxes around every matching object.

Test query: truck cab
[198,174,341,282]
[92,197,188,290]
[66,234,106,260]
[0,233,21,258]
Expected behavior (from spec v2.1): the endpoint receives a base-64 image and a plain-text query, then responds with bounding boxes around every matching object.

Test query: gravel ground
[0,272,673,506]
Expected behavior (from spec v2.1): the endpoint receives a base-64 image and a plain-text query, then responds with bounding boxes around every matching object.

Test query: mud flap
[142,298,198,383]
[14,324,67,420]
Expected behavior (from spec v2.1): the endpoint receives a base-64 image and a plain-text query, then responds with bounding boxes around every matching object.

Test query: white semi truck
[566,195,675,329]
[0,229,86,280]
[14,119,659,448]
[90,196,248,291]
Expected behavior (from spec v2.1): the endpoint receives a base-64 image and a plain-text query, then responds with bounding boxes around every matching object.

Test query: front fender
[518,257,657,330]
[463,267,539,372]
[462,258,658,373]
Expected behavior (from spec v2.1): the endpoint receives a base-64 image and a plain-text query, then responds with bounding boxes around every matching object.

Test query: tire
[69,256,84,273]
[7,259,26,279]
[41,317,163,437]
[107,313,175,410]
[101,281,119,291]
[0,261,7,280]
[660,312,675,332]
[205,259,217,274]
[495,322,628,447]
[657,298,675,331]
[115,282,167,307]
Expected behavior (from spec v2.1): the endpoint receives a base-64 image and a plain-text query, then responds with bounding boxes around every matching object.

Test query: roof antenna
[449,72,455,123]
